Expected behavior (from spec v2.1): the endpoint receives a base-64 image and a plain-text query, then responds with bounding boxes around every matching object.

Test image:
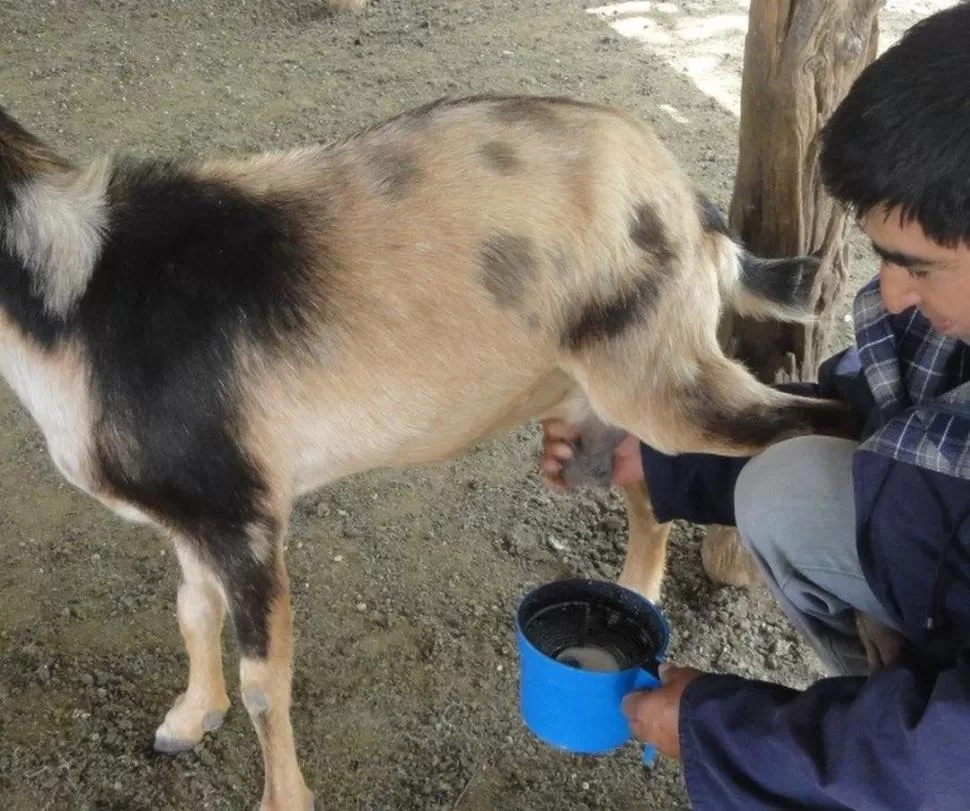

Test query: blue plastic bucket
[515,578,670,765]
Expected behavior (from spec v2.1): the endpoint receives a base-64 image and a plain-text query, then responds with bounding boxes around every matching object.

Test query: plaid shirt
[854,277,970,481]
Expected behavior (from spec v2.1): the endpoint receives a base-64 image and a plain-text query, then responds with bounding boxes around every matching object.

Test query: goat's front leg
[154,543,231,753]
[618,481,671,604]
[224,531,312,811]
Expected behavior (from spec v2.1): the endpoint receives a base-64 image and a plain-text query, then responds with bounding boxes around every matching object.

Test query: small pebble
[370,611,388,627]
[771,639,792,656]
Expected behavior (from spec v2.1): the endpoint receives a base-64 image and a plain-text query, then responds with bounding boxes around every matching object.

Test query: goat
[0,94,854,809]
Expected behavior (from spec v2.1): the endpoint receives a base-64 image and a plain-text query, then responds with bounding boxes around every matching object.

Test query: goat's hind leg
[559,420,671,603]
[154,542,232,753]
[618,481,671,604]
[567,340,858,459]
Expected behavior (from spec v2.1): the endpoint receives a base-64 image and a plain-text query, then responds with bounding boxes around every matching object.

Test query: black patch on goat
[561,274,662,350]
[0,247,70,349]
[71,158,321,657]
[370,146,421,200]
[478,141,521,174]
[560,200,673,350]
[693,389,861,449]
[490,97,564,129]
[693,396,808,448]
[695,191,732,236]
[480,231,537,308]
[629,202,673,265]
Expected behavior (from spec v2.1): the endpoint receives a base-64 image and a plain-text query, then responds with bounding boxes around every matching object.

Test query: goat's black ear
[740,252,821,310]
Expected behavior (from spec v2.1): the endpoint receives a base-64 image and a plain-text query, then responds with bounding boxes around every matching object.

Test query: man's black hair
[819,2,970,246]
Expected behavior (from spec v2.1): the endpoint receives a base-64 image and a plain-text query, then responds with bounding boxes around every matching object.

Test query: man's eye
[907,267,930,279]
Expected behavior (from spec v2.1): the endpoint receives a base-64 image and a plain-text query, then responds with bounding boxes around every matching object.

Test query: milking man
[542,5,970,809]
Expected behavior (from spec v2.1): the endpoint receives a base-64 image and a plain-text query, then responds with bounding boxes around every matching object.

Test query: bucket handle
[630,665,663,768]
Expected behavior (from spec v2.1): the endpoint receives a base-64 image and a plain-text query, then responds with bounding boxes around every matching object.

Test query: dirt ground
[0,1,956,809]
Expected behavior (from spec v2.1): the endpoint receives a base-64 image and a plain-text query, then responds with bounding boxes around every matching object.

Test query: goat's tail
[723,246,822,323]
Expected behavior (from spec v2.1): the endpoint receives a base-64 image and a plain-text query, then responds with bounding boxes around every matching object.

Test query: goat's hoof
[701,526,762,588]
[617,575,661,605]
[154,690,230,755]
[202,709,226,732]
[153,732,199,754]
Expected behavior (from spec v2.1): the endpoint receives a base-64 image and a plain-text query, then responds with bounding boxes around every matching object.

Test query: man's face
[862,205,970,341]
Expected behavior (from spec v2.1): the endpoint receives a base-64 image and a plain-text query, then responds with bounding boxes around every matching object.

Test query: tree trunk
[703,0,884,588]
[720,0,884,381]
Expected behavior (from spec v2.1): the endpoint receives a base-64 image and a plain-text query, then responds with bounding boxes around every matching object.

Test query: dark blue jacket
[641,286,970,810]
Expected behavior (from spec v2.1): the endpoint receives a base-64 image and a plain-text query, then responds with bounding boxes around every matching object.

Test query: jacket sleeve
[679,649,970,811]
[640,347,869,526]
[675,448,970,810]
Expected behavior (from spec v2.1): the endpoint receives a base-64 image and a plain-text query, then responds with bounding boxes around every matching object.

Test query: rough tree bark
[702,0,884,588]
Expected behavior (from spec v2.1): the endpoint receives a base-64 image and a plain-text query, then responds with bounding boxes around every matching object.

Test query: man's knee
[734,435,857,560]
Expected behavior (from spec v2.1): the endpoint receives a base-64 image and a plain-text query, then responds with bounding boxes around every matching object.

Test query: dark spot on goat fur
[561,274,662,350]
[480,232,537,308]
[55,157,317,659]
[694,396,809,449]
[490,97,563,129]
[692,388,863,450]
[478,141,521,174]
[370,146,421,200]
[629,202,673,264]
[695,191,732,236]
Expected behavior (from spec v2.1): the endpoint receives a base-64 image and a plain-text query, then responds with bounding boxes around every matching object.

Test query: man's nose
[880,264,921,315]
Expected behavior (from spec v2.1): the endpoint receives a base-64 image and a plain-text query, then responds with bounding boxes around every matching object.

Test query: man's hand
[539,419,644,490]
[622,663,704,760]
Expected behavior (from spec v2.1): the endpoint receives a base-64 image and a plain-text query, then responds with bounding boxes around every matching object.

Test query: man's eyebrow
[869,241,933,269]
